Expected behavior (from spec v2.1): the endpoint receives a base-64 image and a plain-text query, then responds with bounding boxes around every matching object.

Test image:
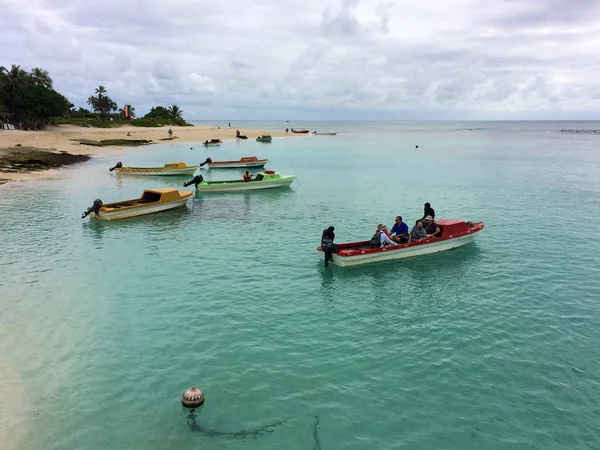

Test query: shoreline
[0,124,292,185]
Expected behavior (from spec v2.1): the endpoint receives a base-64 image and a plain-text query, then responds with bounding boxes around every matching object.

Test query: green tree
[168,104,183,119]
[30,67,53,89]
[0,64,28,115]
[87,85,117,114]
[118,104,136,119]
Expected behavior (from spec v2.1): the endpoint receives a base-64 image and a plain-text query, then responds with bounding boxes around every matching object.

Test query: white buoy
[182,387,205,409]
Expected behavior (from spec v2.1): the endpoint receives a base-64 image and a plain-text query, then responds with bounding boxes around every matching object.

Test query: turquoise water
[1,122,600,449]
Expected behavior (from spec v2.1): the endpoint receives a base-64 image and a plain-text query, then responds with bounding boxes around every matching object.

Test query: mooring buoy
[182,387,205,409]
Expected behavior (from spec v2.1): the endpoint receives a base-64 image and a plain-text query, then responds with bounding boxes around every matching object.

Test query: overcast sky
[2,0,599,120]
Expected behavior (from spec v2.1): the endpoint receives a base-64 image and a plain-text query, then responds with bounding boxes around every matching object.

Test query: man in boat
[419,203,435,222]
[243,171,252,182]
[410,221,428,242]
[424,216,441,238]
[390,216,409,243]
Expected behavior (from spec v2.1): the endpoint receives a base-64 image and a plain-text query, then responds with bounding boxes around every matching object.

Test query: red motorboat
[318,219,484,267]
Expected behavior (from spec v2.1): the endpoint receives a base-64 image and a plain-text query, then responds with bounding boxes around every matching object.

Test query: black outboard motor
[199,158,212,167]
[184,175,204,188]
[109,162,123,172]
[81,199,103,218]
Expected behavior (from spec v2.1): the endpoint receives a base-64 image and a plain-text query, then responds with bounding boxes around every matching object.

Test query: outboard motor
[184,175,204,188]
[109,162,123,172]
[199,158,212,167]
[81,199,103,218]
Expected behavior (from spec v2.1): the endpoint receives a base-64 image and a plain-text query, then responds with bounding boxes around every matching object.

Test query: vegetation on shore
[0,64,192,128]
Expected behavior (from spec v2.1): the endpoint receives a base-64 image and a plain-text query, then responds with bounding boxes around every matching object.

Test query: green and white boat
[184,171,296,192]
[256,135,272,142]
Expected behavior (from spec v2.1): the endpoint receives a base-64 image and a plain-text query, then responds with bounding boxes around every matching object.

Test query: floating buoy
[182,387,205,409]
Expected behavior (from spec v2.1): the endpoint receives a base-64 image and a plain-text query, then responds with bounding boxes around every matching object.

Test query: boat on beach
[81,188,193,220]
[291,129,310,134]
[318,219,484,267]
[313,131,337,136]
[184,171,296,192]
[256,135,272,143]
[205,156,268,169]
[109,161,198,176]
[203,139,223,147]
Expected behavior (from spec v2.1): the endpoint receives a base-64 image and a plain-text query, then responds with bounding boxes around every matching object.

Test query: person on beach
[243,171,252,182]
[168,128,173,137]
[390,216,409,243]
[229,122,231,127]
[419,203,435,222]
[286,128,289,132]
[321,226,336,267]
[424,216,441,237]
[410,221,428,242]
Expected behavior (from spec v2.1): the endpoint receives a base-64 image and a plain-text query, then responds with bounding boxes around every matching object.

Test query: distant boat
[256,135,272,143]
[206,156,268,169]
[81,188,193,220]
[318,219,484,267]
[203,139,222,147]
[184,171,296,192]
[313,131,337,136]
[109,162,198,176]
[291,129,309,134]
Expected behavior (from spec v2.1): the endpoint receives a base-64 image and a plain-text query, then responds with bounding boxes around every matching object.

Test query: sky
[1,0,600,120]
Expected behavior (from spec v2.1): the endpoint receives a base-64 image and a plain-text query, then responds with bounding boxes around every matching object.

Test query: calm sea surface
[1,121,600,449]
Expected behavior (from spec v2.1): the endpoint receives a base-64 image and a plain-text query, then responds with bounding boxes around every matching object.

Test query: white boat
[203,139,222,147]
[184,171,296,192]
[206,156,268,169]
[318,220,484,267]
[313,131,337,136]
[81,188,193,220]
[109,162,198,176]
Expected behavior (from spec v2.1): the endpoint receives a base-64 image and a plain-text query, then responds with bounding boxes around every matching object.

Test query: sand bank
[0,125,291,185]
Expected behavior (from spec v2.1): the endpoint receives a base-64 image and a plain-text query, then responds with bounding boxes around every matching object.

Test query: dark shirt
[322,229,335,241]
[424,206,435,219]
[425,221,439,235]
[391,222,408,236]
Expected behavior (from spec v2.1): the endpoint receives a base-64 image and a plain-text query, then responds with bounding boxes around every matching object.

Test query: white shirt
[379,231,398,248]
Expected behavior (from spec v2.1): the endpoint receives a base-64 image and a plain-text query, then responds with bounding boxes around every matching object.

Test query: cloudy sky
[2,0,600,119]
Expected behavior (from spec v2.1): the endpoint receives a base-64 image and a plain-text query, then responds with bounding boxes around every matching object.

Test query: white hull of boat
[207,162,267,169]
[314,132,337,136]
[197,178,295,192]
[328,234,478,267]
[91,198,190,220]
[204,143,221,147]
[115,168,198,176]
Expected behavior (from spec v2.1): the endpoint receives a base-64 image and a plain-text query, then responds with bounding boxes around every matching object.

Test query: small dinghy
[318,219,484,267]
[291,129,310,134]
[203,139,222,147]
[235,130,248,139]
[203,156,268,169]
[184,170,296,192]
[109,162,198,176]
[81,188,193,220]
[313,131,337,136]
[256,135,272,143]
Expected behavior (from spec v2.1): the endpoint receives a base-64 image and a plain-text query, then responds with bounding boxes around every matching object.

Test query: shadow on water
[186,411,321,449]
[192,188,295,220]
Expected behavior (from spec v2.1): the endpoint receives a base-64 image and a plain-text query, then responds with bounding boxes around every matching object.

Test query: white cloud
[1,0,599,119]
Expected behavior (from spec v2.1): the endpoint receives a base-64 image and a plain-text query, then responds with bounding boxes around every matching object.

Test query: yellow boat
[81,188,193,220]
[109,162,198,176]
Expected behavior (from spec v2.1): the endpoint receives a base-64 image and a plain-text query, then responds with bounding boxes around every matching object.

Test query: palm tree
[2,65,28,114]
[118,104,136,119]
[168,104,183,119]
[95,85,107,98]
[30,67,53,89]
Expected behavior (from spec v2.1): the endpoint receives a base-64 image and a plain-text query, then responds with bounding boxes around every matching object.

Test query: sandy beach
[0,125,290,185]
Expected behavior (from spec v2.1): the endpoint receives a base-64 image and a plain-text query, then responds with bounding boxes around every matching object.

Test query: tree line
[0,64,189,127]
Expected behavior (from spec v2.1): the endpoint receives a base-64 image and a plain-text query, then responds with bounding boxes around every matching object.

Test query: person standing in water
[321,226,336,267]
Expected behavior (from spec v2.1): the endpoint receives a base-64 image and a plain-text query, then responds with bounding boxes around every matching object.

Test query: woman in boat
[243,171,252,182]
[321,226,336,267]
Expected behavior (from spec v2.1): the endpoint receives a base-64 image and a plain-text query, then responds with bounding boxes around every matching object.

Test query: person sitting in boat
[410,221,428,242]
[371,224,398,248]
[390,216,409,243]
[321,226,337,267]
[424,216,441,238]
[236,130,241,137]
[243,171,252,182]
[419,203,435,222]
